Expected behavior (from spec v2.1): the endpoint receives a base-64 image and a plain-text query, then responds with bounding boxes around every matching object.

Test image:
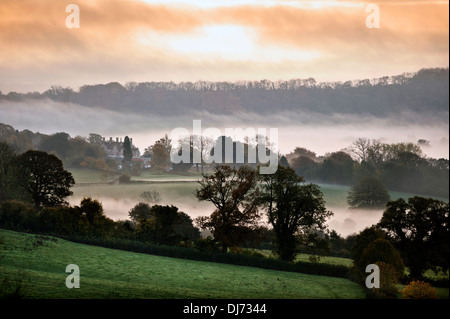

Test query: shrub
[229,246,265,258]
[360,238,405,277]
[351,228,405,286]
[194,237,221,253]
[369,262,401,299]
[401,281,438,299]
[351,227,386,272]
[0,200,37,230]
[39,206,83,235]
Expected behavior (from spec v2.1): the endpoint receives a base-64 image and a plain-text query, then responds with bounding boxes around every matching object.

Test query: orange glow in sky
[0,0,448,92]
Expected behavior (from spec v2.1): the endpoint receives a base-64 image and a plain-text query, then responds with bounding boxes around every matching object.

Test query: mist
[1,99,448,159]
[1,97,447,237]
[68,182,386,238]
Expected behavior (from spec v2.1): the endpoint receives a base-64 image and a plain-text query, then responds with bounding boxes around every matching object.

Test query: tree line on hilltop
[1,68,448,118]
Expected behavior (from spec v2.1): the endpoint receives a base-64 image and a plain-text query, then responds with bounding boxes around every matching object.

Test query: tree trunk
[221,243,228,253]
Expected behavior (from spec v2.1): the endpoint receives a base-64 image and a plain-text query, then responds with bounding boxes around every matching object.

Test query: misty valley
[1,0,450,312]
[0,68,448,300]
[67,178,409,238]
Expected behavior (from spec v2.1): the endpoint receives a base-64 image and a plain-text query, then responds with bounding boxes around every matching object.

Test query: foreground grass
[0,229,365,299]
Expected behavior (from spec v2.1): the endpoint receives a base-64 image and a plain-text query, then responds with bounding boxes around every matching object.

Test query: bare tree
[139,190,161,204]
[351,138,372,162]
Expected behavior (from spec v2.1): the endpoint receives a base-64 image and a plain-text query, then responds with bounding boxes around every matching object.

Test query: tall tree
[16,150,75,208]
[378,197,449,279]
[195,165,261,253]
[39,132,71,159]
[351,137,373,162]
[88,133,103,145]
[319,151,354,184]
[138,190,161,205]
[150,141,169,171]
[146,205,181,245]
[260,165,332,261]
[175,211,201,244]
[158,134,172,155]
[279,155,289,167]
[123,136,133,162]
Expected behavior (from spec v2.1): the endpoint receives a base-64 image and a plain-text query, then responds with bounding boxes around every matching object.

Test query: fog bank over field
[68,183,393,237]
[1,99,448,159]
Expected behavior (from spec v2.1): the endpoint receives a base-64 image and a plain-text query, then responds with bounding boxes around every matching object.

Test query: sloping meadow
[0,229,364,299]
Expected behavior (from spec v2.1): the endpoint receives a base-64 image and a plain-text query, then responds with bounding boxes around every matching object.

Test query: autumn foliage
[401,281,438,299]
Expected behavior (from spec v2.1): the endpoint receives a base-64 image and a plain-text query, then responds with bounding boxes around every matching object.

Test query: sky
[0,0,448,93]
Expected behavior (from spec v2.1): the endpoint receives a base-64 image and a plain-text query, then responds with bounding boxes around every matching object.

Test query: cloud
[0,0,448,92]
[1,98,448,159]
[0,0,204,62]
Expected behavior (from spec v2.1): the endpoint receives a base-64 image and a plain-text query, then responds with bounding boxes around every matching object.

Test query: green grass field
[133,170,203,182]
[68,168,203,184]
[0,229,365,299]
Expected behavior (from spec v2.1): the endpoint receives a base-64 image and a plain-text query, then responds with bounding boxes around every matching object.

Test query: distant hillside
[1,68,448,119]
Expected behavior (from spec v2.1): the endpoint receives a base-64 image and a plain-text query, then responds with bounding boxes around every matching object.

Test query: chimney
[109,137,112,142]
[130,138,133,145]
[116,137,119,143]
[120,137,123,143]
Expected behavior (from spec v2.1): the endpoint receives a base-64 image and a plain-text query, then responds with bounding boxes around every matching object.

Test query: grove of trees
[288,140,449,199]
[347,195,449,297]
[0,123,116,172]
[195,165,334,261]
[378,197,449,279]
